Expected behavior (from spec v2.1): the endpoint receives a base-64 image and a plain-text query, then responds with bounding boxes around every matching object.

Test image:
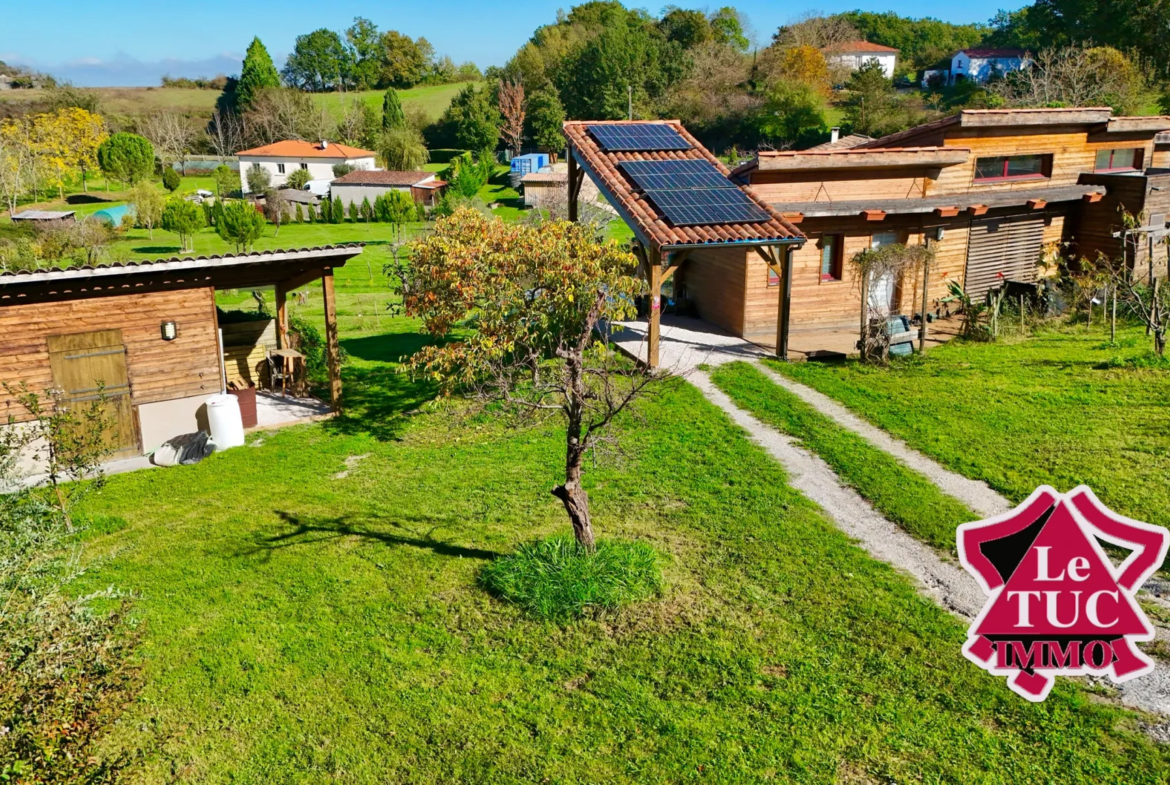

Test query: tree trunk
[551,355,596,552]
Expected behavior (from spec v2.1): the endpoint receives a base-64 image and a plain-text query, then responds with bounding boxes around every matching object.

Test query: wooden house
[0,246,360,463]
[565,110,1170,363]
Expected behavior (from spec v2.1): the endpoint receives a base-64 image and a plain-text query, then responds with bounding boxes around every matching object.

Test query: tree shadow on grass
[327,331,445,442]
[132,245,185,255]
[239,510,499,562]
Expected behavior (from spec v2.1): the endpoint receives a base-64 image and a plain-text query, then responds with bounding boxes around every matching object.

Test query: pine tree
[382,88,406,130]
[237,38,281,110]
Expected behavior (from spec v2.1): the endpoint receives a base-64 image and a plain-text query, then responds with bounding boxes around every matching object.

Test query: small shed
[11,210,76,226]
[0,246,361,461]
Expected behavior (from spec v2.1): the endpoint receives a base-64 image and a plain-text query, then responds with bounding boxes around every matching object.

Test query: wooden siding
[740,217,964,339]
[748,169,932,203]
[0,287,222,423]
[931,126,1155,196]
[1154,145,1170,169]
[679,246,747,336]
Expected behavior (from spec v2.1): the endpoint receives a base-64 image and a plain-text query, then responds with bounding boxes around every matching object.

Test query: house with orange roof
[236,140,377,194]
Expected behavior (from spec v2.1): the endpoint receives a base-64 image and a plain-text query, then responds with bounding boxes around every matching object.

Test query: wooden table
[270,348,304,396]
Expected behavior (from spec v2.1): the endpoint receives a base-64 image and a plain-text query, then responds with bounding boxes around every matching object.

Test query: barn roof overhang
[0,245,363,306]
[771,184,1105,220]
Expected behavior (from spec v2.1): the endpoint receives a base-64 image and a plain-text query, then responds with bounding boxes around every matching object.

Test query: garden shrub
[479,535,663,621]
[161,167,181,192]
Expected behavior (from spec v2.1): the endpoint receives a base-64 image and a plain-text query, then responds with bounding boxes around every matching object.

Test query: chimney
[830,127,841,144]
[320,139,328,150]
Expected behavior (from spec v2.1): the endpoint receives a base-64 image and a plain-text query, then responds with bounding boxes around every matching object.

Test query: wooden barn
[0,246,360,464]
[564,110,1170,363]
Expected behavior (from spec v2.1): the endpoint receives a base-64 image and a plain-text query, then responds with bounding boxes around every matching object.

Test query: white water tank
[205,394,246,450]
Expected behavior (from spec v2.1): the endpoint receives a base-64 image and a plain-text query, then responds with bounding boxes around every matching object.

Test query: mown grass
[766,324,1170,532]
[479,535,663,621]
[710,361,979,554]
[59,301,1170,781]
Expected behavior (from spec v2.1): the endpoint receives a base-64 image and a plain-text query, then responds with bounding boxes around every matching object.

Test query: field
[0,82,471,121]
[53,251,1170,781]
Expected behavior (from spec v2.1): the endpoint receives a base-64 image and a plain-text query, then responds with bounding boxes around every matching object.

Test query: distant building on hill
[950,49,1032,85]
[822,41,899,80]
[235,140,377,195]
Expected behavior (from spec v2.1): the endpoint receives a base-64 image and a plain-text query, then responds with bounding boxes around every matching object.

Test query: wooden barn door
[964,217,1045,300]
[46,330,137,458]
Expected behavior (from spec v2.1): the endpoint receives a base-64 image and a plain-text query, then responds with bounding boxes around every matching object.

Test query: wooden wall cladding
[931,127,1155,196]
[0,287,222,422]
[679,246,748,337]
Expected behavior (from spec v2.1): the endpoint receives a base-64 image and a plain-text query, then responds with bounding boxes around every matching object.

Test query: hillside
[0,82,471,120]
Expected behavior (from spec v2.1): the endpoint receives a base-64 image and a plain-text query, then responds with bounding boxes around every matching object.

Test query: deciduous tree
[399,209,667,550]
[498,79,526,153]
[378,126,429,170]
[524,87,566,153]
[129,182,164,240]
[283,29,351,92]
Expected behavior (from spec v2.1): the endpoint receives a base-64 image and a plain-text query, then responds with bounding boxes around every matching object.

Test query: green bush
[161,166,181,192]
[479,535,663,621]
[288,313,346,390]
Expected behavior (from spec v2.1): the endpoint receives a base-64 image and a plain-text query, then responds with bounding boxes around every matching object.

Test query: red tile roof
[236,140,376,159]
[823,41,899,54]
[332,170,433,186]
[564,120,804,249]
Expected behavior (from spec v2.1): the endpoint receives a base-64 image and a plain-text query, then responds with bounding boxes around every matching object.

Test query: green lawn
[765,325,1170,532]
[710,361,978,554]
[312,82,473,121]
[55,292,1170,781]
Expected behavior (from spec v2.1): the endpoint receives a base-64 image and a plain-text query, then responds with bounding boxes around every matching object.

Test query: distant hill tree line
[280,17,481,92]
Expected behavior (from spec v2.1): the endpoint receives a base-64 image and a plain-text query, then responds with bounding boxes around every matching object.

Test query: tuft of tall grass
[479,534,663,621]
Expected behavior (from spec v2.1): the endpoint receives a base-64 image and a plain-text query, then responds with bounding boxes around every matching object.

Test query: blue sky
[1,0,1030,87]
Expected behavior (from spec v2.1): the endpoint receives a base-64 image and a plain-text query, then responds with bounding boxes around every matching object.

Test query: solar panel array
[586,124,692,152]
[617,159,771,227]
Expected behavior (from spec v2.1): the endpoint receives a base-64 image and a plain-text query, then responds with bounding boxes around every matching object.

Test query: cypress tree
[333,196,344,224]
[321,195,332,223]
[295,202,304,223]
[382,88,406,130]
[237,37,281,110]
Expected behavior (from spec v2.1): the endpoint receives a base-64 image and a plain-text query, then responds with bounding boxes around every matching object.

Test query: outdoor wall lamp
[161,321,178,341]
[932,226,946,241]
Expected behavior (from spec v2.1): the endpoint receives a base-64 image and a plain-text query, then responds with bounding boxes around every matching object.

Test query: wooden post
[322,270,342,409]
[919,238,931,355]
[1111,286,1117,343]
[647,246,662,369]
[859,273,869,358]
[776,246,793,361]
[567,147,578,223]
[275,281,288,350]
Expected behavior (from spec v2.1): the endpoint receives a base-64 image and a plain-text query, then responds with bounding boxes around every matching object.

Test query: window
[870,231,899,249]
[820,235,843,281]
[277,163,286,174]
[300,163,308,170]
[767,267,780,286]
[1095,148,1143,172]
[974,154,1051,182]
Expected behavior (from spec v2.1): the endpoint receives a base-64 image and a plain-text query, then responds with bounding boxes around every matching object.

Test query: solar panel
[619,159,734,191]
[644,188,771,226]
[587,124,691,152]
[615,159,770,226]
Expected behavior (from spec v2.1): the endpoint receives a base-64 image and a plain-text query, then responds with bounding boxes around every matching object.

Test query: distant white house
[950,49,1032,85]
[235,140,377,194]
[822,41,899,80]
